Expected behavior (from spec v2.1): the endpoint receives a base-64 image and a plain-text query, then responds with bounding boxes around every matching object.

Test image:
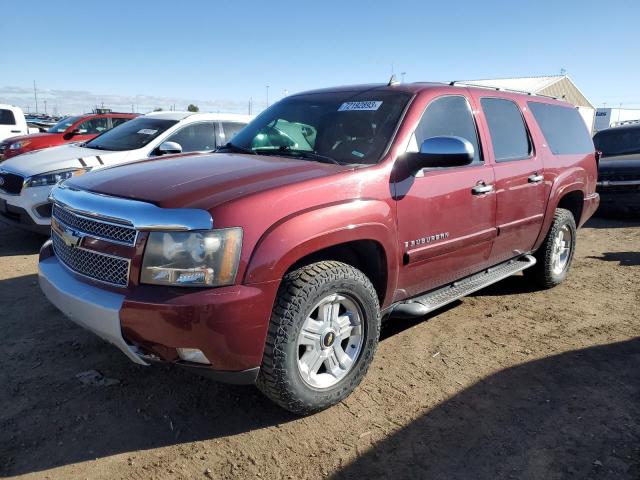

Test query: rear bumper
[580,192,600,226]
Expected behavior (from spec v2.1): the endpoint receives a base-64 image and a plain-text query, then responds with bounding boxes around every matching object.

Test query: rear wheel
[257,261,380,415]
[525,208,577,288]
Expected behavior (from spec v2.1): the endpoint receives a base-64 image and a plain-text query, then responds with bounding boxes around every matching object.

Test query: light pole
[401,72,406,83]
[266,85,270,108]
[33,80,39,114]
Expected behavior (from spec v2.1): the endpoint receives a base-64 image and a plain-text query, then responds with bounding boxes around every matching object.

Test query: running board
[391,255,537,319]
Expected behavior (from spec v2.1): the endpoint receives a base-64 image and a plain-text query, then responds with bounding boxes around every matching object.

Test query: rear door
[475,96,547,264]
[395,94,497,298]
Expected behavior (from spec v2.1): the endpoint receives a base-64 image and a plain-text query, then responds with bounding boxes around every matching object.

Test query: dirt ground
[0,215,638,480]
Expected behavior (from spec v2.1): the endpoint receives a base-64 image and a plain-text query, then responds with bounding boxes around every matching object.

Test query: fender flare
[533,172,585,250]
[244,199,399,306]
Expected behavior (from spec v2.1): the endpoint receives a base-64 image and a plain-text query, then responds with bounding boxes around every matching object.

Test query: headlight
[141,228,243,287]
[24,168,89,188]
[9,140,31,150]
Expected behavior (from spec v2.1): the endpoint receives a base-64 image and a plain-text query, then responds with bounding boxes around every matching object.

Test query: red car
[0,112,137,160]
[39,82,599,414]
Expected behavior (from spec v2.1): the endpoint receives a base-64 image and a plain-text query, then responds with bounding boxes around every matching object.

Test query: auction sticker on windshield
[138,129,158,135]
[338,101,382,111]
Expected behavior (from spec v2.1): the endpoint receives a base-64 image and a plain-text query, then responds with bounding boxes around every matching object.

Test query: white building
[594,107,640,132]
[461,75,596,132]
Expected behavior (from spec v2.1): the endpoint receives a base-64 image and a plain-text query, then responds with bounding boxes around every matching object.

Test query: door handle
[10,130,20,133]
[471,182,494,195]
[528,173,544,183]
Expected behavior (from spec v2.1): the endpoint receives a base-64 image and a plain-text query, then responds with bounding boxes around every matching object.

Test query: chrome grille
[52,204,137,245]
[52,231,130,287]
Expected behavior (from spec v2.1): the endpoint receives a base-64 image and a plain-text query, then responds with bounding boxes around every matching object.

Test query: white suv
[0,111,252,234]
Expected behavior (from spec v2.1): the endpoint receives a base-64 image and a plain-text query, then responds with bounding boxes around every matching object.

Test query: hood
[0,143,121,177]
[66,152,351,209]
[598,154,640,176]
[0,132,59,145]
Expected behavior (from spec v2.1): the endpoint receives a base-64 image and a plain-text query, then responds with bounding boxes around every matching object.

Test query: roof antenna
[388,74,400,86]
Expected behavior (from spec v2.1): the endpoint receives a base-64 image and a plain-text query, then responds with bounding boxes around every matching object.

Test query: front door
[474,96,547,264]
[394,94,497,299]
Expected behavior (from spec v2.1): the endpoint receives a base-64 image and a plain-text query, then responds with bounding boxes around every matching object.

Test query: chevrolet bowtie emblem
[53,219,83,248]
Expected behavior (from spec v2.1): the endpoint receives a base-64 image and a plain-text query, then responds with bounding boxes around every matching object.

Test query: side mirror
[156,141,183,155]
[404,136,474,173]
[63,128,81,140]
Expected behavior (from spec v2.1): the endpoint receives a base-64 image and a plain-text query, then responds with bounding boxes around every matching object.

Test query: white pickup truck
[0,105,39,145]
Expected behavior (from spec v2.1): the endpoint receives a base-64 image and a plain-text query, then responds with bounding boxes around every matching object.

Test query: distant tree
[187,104,199,112]
[153,107,163,112]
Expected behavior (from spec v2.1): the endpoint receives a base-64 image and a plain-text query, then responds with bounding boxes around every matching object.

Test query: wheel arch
[244,199,398,307]
[534,176,585,251]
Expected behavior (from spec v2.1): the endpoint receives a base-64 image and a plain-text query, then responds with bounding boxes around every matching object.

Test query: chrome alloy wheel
[551,224,572,275]
[296,293,364,389]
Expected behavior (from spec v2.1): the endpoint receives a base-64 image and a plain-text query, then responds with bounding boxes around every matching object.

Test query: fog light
[176,348,211,365]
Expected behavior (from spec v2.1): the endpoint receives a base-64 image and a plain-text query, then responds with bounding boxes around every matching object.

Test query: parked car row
[15,80,601,414]
[0,111,252,233]
[0,111,138,160]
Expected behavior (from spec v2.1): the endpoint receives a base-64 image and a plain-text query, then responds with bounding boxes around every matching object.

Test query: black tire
[524,208,577,288]
[257,261,381,415]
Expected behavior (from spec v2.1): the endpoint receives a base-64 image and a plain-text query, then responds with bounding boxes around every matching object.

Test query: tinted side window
[481,98,531,162]
[111,117,131,128]
[415,96,481,164]
[221,122,246,142]
[78,117,110,134]
[166,122,216,152]
[0,109,16,125]
[528,102,593,155]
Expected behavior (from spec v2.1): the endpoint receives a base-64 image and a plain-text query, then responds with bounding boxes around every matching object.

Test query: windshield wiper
[217,142,256,154]
[255,147,341,165]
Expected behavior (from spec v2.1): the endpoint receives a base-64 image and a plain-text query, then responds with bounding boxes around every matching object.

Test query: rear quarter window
[528,102,593,155]
[0,109,16,125]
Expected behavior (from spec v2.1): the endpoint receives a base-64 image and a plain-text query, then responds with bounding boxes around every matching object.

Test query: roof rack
[448,81,560,100]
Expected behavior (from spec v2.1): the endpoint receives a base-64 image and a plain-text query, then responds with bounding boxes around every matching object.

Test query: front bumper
[0,185,53,234]
[39,249,148,365]
[38,242,280,382]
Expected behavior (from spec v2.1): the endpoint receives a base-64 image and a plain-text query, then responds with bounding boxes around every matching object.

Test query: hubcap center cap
[322,330,336,349]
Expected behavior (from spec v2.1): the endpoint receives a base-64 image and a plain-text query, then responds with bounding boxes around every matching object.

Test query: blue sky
[1,0,639,114]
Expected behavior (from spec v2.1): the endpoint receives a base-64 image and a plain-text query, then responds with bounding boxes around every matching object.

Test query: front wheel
[257,261,381,415]
[525,208,577,288]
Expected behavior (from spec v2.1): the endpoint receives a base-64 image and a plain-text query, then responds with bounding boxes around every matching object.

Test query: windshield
[47,116,82,133]
[228,90,412,164]
[84,117,178,151]
[594,127,640,157]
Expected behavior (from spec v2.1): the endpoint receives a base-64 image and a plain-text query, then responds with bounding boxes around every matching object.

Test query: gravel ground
[0,215,638,480]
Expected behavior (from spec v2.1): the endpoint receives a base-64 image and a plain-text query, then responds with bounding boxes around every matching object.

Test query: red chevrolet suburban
[0,112,137,160]
[38,82,599,414]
